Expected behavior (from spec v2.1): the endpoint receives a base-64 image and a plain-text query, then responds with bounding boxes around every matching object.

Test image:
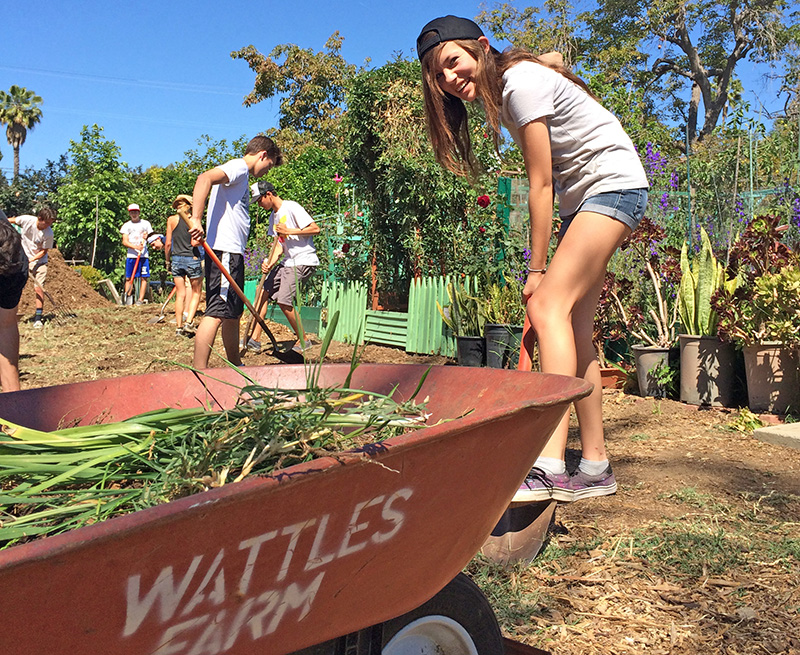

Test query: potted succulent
[713,215,800,414]
[611,217,680,397]
[482,280,525,369]
[437,280,486,366]
[676,227,741,406]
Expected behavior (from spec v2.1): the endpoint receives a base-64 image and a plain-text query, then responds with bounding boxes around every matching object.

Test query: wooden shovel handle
[182,215,278,352]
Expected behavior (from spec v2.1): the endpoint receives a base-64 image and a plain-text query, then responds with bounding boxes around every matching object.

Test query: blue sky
[1,0,787,175]
[0,0,484,174]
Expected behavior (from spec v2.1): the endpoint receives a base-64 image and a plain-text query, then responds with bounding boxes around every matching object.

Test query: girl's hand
[522,271,545,303]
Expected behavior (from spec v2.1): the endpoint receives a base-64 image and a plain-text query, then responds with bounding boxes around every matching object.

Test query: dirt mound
[17,249,111,318]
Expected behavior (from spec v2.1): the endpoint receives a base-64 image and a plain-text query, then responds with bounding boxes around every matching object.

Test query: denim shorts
[559,188,649,237]
[171,254,202,279]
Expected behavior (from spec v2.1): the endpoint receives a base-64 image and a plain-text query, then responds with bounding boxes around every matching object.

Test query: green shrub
[73,264,104,290]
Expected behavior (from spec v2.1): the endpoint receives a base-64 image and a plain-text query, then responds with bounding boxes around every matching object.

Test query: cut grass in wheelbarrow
[0,359,433,549]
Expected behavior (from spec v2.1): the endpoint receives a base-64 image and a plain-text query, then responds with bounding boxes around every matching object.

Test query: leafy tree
[231,33,360,156]
[477,0,585,65]
[55,125,132,273]
[345,57,505,304]
[182,134,250,173]
[584,0,799,142]
[0,155,68,217]
[0,85,43,181]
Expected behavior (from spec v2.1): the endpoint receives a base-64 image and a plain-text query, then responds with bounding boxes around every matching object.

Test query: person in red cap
[417,16,649,504]
[120,203,152,305]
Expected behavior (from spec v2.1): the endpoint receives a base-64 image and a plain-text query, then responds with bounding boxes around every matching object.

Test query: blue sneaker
[513,467,573,503]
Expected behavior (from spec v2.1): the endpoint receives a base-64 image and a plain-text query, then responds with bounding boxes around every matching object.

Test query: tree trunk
[13,145,20,182]
[687,82,700,143]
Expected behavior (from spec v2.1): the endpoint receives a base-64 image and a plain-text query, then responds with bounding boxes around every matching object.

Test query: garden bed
[12,264,800,654]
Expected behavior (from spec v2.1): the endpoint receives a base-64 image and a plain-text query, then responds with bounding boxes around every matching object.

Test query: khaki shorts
[29,260,47,288]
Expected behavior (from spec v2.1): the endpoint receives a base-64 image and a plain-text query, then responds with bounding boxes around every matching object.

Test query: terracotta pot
[678,335,742,407]
[599,367,627,389]
[742,343,800,414]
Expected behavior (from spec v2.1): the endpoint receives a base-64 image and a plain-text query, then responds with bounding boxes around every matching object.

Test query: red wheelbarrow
[0,364,590,655]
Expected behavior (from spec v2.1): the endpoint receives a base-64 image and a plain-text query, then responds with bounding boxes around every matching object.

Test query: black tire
[380,573,504,654]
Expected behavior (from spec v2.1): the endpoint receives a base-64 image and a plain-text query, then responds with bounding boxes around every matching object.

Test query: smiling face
[433,37,490,102]
[128,209,141,222]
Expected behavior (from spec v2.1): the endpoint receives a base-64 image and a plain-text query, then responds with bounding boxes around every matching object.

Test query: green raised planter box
[243,279,322,334]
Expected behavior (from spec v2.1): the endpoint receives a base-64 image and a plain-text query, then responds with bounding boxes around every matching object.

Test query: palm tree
[0,85,43,181]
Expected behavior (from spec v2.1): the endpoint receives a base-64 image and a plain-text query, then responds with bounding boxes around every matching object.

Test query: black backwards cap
[416,15,484,61]
[250,180,276,200]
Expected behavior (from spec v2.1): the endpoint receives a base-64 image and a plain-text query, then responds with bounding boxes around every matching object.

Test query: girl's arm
[518,118,554,294]
[164,215,177,262]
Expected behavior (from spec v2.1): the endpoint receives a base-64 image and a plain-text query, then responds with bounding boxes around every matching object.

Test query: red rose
[342,242,351,253]
[479,226,486,234]
[477,195,490,208]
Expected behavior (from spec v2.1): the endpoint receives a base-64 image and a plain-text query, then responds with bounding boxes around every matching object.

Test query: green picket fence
[321,275,479,357]
[320,279,369,344]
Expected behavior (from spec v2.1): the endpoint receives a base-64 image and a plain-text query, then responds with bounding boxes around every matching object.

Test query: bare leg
[139,277,149,303]
[187,277,203,324]
[278,303,302,341]
[173,276,186,329]
[527,212,630,461]
[249,291,270,343]
[221,318,242,366]
[0,307,20,392]
[193,316,221,369]
[34,286,44,312]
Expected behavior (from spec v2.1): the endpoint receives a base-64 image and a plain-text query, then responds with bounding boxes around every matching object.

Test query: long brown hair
[420,39,595,178]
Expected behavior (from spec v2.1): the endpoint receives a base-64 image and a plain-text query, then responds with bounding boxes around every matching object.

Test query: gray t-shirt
[501,61,648,216]
[206,158,251,254]
[16,215,55,264]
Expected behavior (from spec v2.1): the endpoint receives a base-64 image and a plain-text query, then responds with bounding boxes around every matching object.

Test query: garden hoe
[147,286,176,324]
[178,214,280,356]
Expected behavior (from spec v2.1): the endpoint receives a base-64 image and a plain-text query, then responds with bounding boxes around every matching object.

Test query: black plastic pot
[456,335,485,367]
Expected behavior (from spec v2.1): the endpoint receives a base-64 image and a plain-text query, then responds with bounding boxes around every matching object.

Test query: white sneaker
[33,320,43,329]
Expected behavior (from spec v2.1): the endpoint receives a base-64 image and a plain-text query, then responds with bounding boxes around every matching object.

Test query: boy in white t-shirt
[187,135,283,369]
[246,181,320,354]
[120,203,153,305]
[8,207,56,328]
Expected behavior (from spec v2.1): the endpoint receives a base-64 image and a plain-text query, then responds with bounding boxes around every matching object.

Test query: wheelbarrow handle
[181,215,278,352]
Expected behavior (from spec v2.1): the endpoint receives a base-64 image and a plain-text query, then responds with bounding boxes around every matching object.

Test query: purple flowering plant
[243,242,273,279]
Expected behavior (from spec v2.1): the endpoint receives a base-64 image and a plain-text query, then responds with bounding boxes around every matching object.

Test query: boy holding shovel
[120,203,152,305]
[245,181,320,354]
[187,135,283,369]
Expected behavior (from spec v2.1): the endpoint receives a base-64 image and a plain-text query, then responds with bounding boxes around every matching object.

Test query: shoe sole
[571,481,617,501]
[512,487,574,504]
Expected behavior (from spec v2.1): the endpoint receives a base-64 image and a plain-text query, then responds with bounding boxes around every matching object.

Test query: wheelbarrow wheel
[381,573,503,654]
